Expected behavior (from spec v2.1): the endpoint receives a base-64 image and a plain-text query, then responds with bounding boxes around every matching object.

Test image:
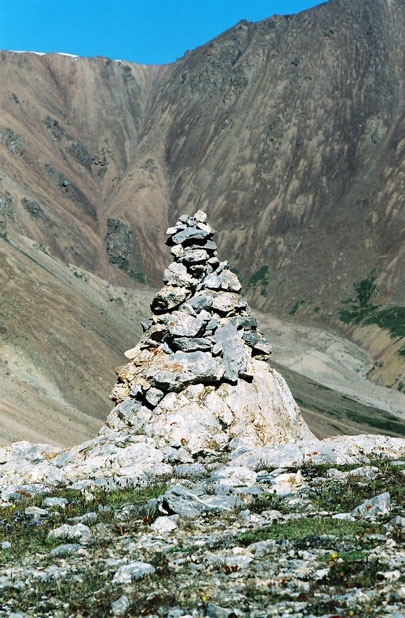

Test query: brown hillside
[0,0,403,444]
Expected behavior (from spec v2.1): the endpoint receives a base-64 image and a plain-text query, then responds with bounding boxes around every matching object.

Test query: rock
[144,386,165,407]
[352,492,391,517]
[388,515,405,529]
[210,466,257,488]
[169,226,213,246]
[43,497,68,508]
[163,261,198,287]
[171,337,213,352]
[151,285,190,313]
[50,543,83,557]
[208,291,248,314]
[162,485,237,517]
[151,515,179,533]
[112,561,155,584]
[270,471,305,496]
[48,523,91,542]
[214,324,249,382]
[166,311,208,337]
[111,595,132,616]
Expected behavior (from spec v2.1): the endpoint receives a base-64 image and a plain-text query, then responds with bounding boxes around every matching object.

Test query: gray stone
[352,492,391,517]
[206,603,238,618]
[42,496,68,509]
[50,543,82,557]
[185,293,213,313]
[163,261,198,287]
[231,314,257,330]
[203,273,222,290]
[47,523,91,542]
[162,485,237,517]
[209,466,257,487]
[188,239,217,252]
[166,311,207,337]
[151,285,190,313]
[112,561,155,584]
[151,515,178,533]
[171,337,212,352]
[181,248,209,264]
[129,384,144,399]
[144,387,164,407]
[111,595,132,616]
[25,506,48,519]
[170,226,212,246]
[217,269,242,292]
[172,463,208,478]
[170,351,224,383]
[146,351,224,391]
[388,515,405,529]
[215,324,249,382]
[209,291,248,314]
[166,224,185,237]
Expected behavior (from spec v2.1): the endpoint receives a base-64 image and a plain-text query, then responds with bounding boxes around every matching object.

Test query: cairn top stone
[106,211,314,453]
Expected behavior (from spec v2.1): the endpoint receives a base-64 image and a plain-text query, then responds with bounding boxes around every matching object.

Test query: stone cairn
[104,210,313,454]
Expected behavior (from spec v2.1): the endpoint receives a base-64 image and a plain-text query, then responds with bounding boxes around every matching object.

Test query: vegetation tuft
[338,270,405,339]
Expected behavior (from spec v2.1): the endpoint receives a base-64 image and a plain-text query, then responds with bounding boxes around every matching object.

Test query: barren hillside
[0,0,403,444]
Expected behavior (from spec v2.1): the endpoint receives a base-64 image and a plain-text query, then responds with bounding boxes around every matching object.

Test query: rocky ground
[0,441,404,618]
[0,212,403,617]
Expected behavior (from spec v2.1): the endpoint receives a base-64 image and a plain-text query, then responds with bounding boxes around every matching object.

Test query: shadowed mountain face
[0,0,403,443]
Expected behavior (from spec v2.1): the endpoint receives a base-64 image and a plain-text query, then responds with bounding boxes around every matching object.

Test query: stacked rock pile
[105,210,313,454]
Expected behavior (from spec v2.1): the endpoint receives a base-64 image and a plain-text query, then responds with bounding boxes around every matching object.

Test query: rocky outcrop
[104,211,313,453]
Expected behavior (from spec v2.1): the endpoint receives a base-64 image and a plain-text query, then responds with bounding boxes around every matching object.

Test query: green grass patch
[0,484,168,566]
[339,270,379,325]
[289,299,305,316]
[238,517,377,546]
[247,265,270,297]
[362,306,405,338]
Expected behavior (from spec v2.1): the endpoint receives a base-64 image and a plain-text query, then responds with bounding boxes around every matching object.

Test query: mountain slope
[0,0,403,444]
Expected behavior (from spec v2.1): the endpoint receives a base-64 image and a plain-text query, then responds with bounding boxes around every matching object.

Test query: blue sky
[1,1,324,65]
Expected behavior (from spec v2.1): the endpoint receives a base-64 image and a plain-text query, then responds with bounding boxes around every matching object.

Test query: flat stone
[171,337,213,352]
[209,291,248,314]
[169,226,212,246]
[47,523,91,542]
[210,466,257,487]
[188,239,217,252]
[230,314,257,330]
[166,224,185,237]
[162,485,237,517]
[112,561,155,584]
[146,351,224,391]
